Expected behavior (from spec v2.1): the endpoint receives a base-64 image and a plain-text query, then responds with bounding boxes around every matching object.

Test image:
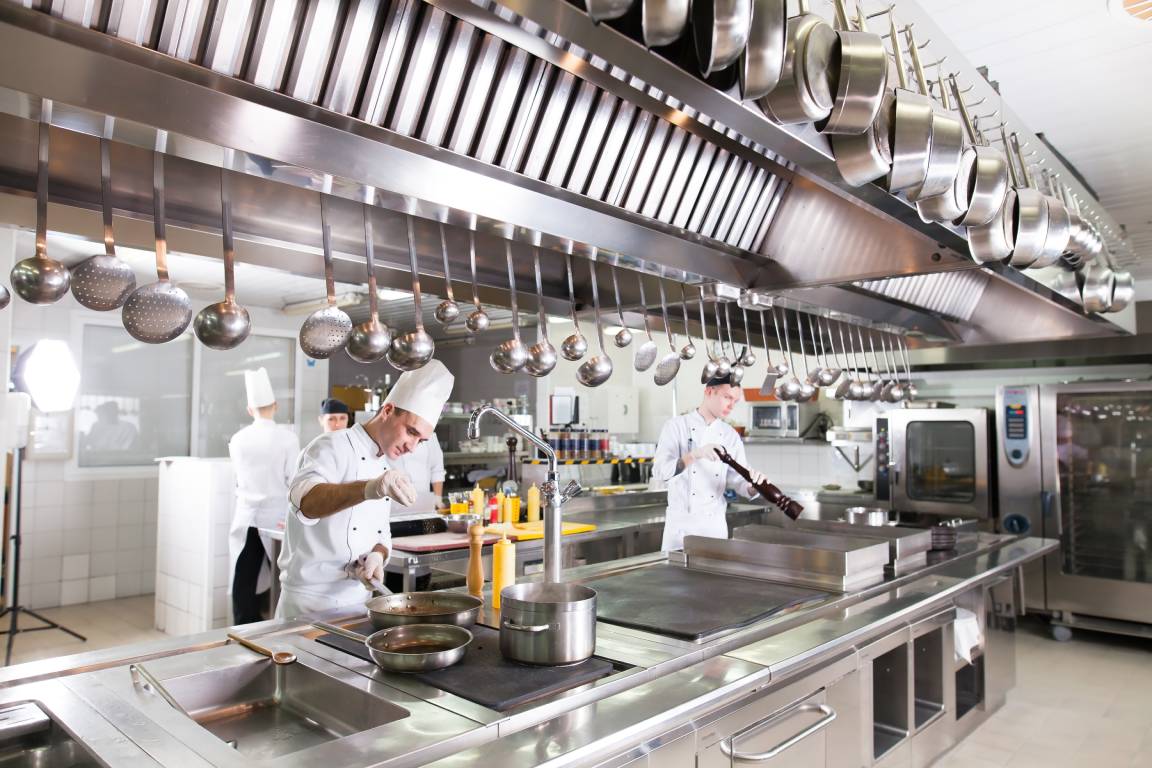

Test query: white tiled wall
[744,440,871,493]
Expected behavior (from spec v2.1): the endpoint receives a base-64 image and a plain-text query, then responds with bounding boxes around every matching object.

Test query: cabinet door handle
[719,702,836,762]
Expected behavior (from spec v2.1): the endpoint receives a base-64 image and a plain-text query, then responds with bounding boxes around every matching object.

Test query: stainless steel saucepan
[1002,129,1050,269]
[830,4,894,185]
[499,582,597,666]
[642,0,690,48]
[816,0,887,136]
[692,0,753,76]
[739,0,786,100]
[903,29,963,202]
[948,80,1008,227]
[759,0,835,124]
[915,68,973,223]
[883,15,933,194]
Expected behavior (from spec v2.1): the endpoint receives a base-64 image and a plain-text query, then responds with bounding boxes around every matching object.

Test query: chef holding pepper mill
[652,372,770,551]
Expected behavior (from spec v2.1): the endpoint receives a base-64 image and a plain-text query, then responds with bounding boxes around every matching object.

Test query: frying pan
[883,14,933,193]
[313,621,472,673]
[830,4,894,185]
[365,591,482,630]
[643,0,690,48]
[759,0,835,124]
[915,69,972,222]
[816,0,887,135]
[1003,130,1049,268]
[949,82,1008,227]
[692,0,752,76]
[739,0,786,100]
[902,28,963,202]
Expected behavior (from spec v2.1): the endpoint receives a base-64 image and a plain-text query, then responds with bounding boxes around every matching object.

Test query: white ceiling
[917,0,1152,276]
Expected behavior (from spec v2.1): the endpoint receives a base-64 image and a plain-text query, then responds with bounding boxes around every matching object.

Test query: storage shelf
[523,457,653,466]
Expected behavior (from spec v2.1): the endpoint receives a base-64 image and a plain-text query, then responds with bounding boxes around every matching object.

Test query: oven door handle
[719,702,836,762]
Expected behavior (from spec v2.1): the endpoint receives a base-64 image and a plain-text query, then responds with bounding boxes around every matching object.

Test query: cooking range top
[316,621,615,712]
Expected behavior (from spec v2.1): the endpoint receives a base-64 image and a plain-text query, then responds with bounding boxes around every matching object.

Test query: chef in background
[228,368,300,624]
[318,398,351,433]
[652,371,765,551]
[277,360,454,618]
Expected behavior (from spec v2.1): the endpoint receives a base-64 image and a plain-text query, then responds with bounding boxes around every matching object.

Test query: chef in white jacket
[228,368,300,624]
[276,360,454,618]
[652,372,766,551]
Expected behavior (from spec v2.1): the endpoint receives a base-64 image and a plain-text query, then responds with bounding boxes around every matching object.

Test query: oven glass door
[891,410,990,517]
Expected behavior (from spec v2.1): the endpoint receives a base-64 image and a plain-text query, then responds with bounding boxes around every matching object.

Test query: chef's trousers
[232,526,270,624]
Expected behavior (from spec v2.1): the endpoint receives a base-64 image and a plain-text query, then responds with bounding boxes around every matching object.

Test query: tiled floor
[2,599,1150,767]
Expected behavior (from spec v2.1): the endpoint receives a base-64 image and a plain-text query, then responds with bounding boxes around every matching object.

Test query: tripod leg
[20,609,87,642]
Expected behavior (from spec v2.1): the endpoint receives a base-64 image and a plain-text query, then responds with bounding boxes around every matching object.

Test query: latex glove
[689,443,724,463]
[364,469,416,506]
[354,550,385,586]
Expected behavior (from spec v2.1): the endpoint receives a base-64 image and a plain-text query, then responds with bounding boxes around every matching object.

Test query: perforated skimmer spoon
[71,124,136,311]
[388,215,436,370]
[632,275,658,372]
[122,145,192,344]
[346,204,392,363]
[653,280,680,386]
[298,192,353,359]
[194,164,252,351]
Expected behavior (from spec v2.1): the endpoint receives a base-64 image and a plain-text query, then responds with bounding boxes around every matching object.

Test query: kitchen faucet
[468,404,579,583]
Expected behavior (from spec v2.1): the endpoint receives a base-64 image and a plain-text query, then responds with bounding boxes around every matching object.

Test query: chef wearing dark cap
[651,371,766,551]
[317,398,350,433]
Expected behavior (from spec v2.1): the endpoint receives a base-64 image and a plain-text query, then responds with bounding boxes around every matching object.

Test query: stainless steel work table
[0,531,1055,767]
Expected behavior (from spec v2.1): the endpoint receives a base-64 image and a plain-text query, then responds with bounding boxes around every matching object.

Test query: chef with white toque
[276,360,455,618]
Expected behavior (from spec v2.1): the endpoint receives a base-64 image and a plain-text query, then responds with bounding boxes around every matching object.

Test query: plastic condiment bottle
[491,533,515,611]
[466,523,485,598]
[495,491,506,523]
[526,483,541,522]
[470,485,485,516]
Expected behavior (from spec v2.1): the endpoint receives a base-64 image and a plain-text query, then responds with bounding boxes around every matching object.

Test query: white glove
[354,550,385,585]
[689,443,724,463]
[364,469,416,506]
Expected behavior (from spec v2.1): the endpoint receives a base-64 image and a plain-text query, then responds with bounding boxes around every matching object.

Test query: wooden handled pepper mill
[466,523,485,598]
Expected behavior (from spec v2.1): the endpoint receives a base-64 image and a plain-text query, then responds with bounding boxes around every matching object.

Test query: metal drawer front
[699,691,831,767]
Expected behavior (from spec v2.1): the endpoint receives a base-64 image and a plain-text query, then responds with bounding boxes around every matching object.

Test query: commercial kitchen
[0,0,1148,766]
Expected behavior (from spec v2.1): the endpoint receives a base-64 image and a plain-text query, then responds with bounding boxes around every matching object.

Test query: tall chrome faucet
[468,404,579,583]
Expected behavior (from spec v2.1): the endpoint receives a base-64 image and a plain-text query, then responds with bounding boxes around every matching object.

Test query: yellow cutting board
[485,521,597,541]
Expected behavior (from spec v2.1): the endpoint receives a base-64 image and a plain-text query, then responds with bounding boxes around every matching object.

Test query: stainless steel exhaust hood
[0,0,1134,346]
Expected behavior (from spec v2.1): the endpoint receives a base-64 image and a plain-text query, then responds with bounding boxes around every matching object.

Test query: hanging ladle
[388,215,436,370]
[611,265,632,348]
[699,291,721,384]
[434,222,460,325]
[632,275,659,372]
[11,99,71,305]
[298,191,353,359]
[653,280,680,386]
[833,320,856,399]
[490,240,528,374]
[465,229,490,333]
[70,121,136,311]
[816,316,842,386]
[758,309,781,394]
[863,328,884,401]
[194,164,252,350]
[881,334,906,402]
[795,313,817,402]
[774,309,802,401]
[559,249,588,361]
[724,303,744,386]
[576,260,613,387]
[899,335,917,401]
[771,304,790,377]
[804,313,826,385]
[678,285,697,360]
[346,204,392,363]
[712,301,732,379]
[737,305,757,367]
[524,245,557,377]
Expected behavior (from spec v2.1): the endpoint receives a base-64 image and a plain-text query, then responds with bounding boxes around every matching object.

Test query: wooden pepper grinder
[466,523,485,598]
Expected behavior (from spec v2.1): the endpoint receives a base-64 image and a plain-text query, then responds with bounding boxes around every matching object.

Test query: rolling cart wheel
[1050,625,1073,643]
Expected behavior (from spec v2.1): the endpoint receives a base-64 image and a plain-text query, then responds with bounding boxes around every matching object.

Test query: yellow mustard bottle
[470,484,485,517]
[491,534,515,611]
[526,483,541,523]
[495,491,506,525]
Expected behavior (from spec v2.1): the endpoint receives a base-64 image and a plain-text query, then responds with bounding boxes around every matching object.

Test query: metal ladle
[712,301,732,380]
[524,245,557,377]
[465,229,490,333]
[298,192,353,359]
[699,292,721,384]
[723,303,744,386]
[611,265,632,348]
[678,285,697,360]
[121,145,192,344]
[70,124,136,311]
[882,334,906,402]
[849,326,870,400]
[11,100,71,305]
[774,309,802,401]
[490,240,528,374]
[795,313,817,402]
[388,215,436,370]
[194,164,252,350]
[632,275,658,372]
[804,313,825,385]
[576,260,613,387]
[559,249,587,361]
[864,328,884,401]
[737,304,756,367]
[833,320,856,399]
[434,222,460,325]
[771,305,790,377]
[899,335,917,400]
[346,204,392,363]
[758,309,781,394]
[653,280,680,386]
[816,317,842,386]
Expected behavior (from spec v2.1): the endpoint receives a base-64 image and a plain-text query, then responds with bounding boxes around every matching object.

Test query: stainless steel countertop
[0,524,1055,767]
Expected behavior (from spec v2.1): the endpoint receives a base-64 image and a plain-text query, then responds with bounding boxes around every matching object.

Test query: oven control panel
[1002,386,1031,467]
[875,418,890,502]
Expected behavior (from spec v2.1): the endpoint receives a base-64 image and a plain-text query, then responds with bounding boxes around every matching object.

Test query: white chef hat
[244,367,276,409]
[384,359,454,427]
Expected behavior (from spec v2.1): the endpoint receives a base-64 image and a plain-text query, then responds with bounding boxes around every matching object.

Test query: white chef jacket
[227,418,299,594]
[652,410,752,551]
[276,423,393,618]
[389,439,446,518]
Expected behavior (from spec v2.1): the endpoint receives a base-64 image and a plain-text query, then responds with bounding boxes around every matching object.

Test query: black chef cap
[704,373,734,388]
[320,398,350,415]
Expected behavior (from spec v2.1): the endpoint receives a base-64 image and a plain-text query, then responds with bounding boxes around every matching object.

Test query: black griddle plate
[585,564,828,641]
[316,621,614,712]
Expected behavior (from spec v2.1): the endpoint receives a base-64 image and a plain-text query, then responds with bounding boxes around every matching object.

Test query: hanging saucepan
[1057,181,1089,266]
[642,0,690,48]
[815,0,887,136]
[915,67,973,223]
[1002,129,1049,269]
[1078,260,1114,314]
[759,0,835,124]
[1108,270,1135,313]
[692,0,753,77]
[882,15,933,194]
[739,0,786,101]
[902,28,963,202]
[585,0,633,23]
[830,3,894,185]
[949,81,1008,227]
[1032,168,1072,269]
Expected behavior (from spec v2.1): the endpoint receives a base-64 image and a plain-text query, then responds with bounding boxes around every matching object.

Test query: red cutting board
[391,531,501,552]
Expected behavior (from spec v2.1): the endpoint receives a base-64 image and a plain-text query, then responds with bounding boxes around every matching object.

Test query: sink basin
[162,661,409,760]
[0,702,101,767]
